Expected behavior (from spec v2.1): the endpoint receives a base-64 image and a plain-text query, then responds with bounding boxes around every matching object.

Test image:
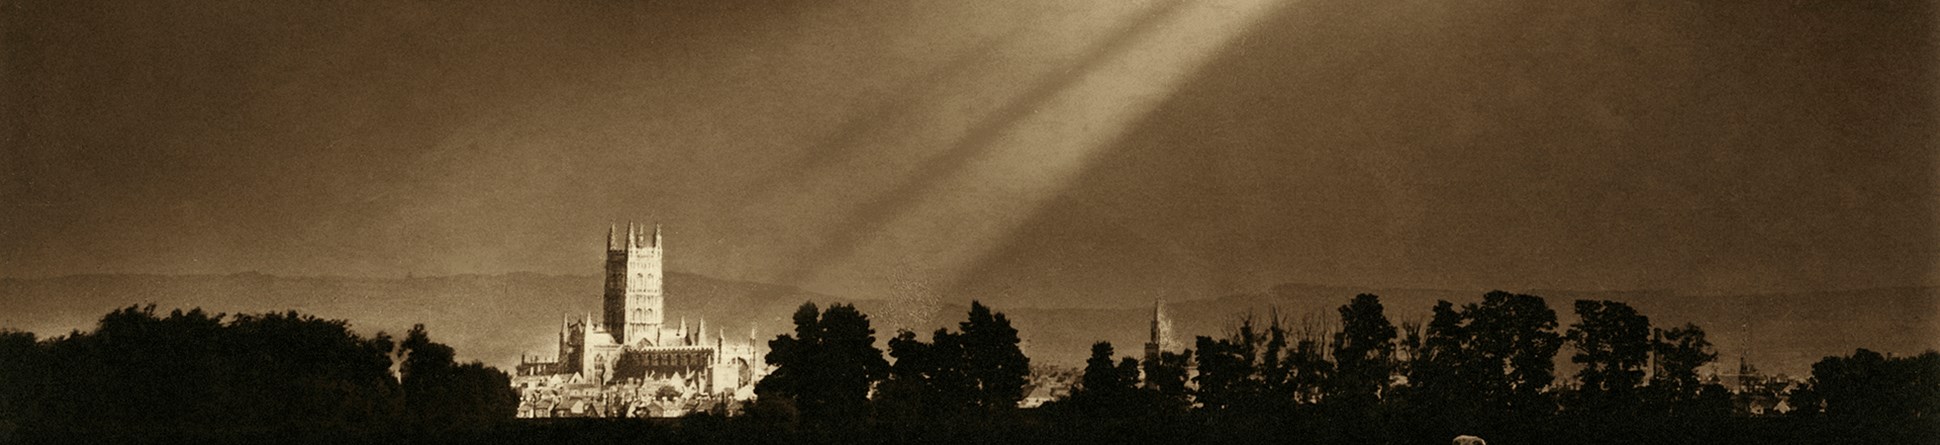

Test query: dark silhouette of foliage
[1396,300,1482,437]
[6,294,1934,445]
[1797,349,1939,420]
[877,328,974,420]
[1327,294,1397,411]
[399,324,520,428]
[1393,293,1561,441]
[1648,323,1726,417]
[1565,300,1652,414]
[1051,340,1192,430]
[1077,342,1138,398]
[1142,349,1194,402]
[755,302,887,430]
[1284,327,1333,406]
[958,301,1031,412]
[0,330,47,441]
[875,300,1030,427]
[1192,313,1332,413]
[1402,300,1475,405]
[1465,291,1564,416]
[0,305,515,442]
[1191,333,1253,412]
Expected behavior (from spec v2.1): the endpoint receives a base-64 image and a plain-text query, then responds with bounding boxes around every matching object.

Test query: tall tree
[1648,323,1720,416]
[1143,349,1195,402]
[0,330,47,433]
[1060,341,1148,419]
[1193,311,1334,411]
[1396,301,1478,435]
[399,324,518,428]
[1565,300,1651,413]
[1193,321,1261,412]
[1286,332,1334,406]
[758,302,822,413]
[1329,294,1398,409]
[958,301,1031,411]
[878,328,972,418]
[757,302,889,427]
[1466,291,1564,415]
[1405,301,1473,401]
[1079,342,1135,397]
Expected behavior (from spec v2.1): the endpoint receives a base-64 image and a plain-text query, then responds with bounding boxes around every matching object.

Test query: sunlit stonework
[510,223,764,418]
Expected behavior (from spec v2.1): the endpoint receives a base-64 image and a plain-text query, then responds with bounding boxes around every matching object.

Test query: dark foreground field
[19,413,1930,445]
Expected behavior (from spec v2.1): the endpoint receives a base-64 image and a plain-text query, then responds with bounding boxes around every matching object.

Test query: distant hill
[3,274,1933,377]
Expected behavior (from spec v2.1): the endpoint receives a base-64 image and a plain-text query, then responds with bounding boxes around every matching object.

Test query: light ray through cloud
[797,0,1291,298]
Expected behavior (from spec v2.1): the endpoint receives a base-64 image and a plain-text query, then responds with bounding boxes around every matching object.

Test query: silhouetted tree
[1566,300,1651,414]
[1143,349,1195,403]
[1398,301,1479,432]
[1328,294,1397,411]
[1286,328,1334,406]
[1406,301,1472,397]
[756,302,888,429]
[1193,328,1258,411]
[1077,342,1137,398]
[959,301,1031,412]
[877,328,973,420]
[1058,341,1149,418]
[1466,291,1564,416]
[1798,348,1940,420]
[398,324,518,428]
[1648,323,1725,417]
[875,301,1028,425]
[0,330,46,439]
[1193,310,1336,415]
[7,305,513,441]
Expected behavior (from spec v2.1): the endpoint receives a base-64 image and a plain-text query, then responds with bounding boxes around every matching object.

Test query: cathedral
[510,223,763,417]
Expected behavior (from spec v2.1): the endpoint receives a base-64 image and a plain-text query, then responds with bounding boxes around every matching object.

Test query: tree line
[1,295,1933,444]
[0,305,517,443]
[740,292,1937,445]
[1051,291,1936,444]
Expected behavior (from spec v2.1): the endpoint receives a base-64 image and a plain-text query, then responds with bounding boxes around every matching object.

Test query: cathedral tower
[603,222,665,345]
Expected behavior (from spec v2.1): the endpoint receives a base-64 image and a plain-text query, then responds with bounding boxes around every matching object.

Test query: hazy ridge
[3,274,1934,376]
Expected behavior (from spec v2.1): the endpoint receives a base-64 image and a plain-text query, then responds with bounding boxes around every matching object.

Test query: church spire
[1144,298,1164,364]
[1150,298,1163,342]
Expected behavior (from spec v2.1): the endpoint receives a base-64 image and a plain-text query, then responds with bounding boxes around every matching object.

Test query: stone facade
[510,223,763,418]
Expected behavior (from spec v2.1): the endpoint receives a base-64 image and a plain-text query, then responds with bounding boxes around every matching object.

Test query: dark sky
[3,0,1934,308]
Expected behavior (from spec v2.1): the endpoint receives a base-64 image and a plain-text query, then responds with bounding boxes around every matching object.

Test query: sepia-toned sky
[3,0,1935,307]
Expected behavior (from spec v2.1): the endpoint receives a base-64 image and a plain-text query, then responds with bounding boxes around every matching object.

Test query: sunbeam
[789,0,1292,299]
